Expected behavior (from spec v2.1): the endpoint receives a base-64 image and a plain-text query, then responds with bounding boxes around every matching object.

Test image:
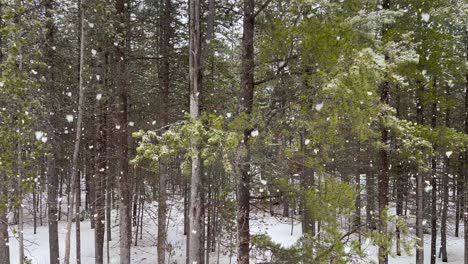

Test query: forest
[0,0,468,263]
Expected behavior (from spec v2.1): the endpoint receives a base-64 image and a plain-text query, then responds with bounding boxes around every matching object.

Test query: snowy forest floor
[7,198,465,264]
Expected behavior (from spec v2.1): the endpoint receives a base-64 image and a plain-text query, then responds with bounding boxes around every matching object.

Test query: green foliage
[133,114,240,175]
[0,3,43,214]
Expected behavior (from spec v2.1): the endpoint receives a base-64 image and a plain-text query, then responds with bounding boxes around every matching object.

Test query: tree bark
[157,0,171,262]
[378,1,391,263]
[94,83,106,264]
[0,169,10,264]
[440,86,451,262]
[430,98,437,264]
[76,172,81,264]
[114,0,131,262]
[44,0,60,262]
[366,160,376,230]
[63,0,86,261]
[188,0,204,262]
[235,1,255,263]
[378,79,390,264]
[416,82,425,264]
[464,48,468,263]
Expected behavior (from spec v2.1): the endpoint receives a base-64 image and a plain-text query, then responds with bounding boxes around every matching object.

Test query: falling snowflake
[315,102,324,111]
[96,93,102,100]
[66,115,74,122]
[251,129,259,137]
[421,13,430,22]
[35,131,44,140]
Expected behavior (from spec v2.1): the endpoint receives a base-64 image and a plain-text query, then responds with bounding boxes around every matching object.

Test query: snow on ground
[366,232,464,264]
[7,199,466,263]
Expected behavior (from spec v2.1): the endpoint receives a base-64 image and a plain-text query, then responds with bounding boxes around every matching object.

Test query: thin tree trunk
[76,173,81,264]
[94,86,106,264]
[188,0,204,262]
[441,155,449,262]
[395,155,404,256]
[105,111,112,264]
[431,98,437,264]
[0,11,9,261]
[378,79,390,264]
[114,0,131,262]
[440,86,451,262]
[33,180,37,234]
[157,0,171,262]
[134,183,140,246]
[455,159,462,237]
[16,49,25,263]
[464,52,468,263]
[44,0,60,261]
[63,0,86,261]
[235,1,255,263]
[0,170,9,264]
[378,2,391,263]
[415,82,425,264]
[366,161,376,230]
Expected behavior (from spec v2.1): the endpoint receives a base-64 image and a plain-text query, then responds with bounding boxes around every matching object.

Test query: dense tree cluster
[0,0,467,264]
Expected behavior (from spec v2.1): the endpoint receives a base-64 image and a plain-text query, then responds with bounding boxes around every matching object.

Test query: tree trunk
[366,161,376,230]
[0,169,10,263]
[188,0,203,262]
[440,86,451,262]
[113,0,131,262]
[378,1,391,263]
[464,52,468,263]
[455,158,462,237]
[157,0,171,262]
[416,82,425,264]
[44,0,60,261]
[33,179,38,234]
[0,11,9,262]
[395,152,405,256]
[105,101,112,264]
[430,98,437,264]
[76,172,81,264]
[94,85,106,264]
[378,79,390,264]
[301,130,315,235]
[235,1,255,263]
[64,0,86,261]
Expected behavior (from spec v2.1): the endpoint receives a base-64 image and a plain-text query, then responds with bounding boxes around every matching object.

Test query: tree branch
[254,0,274,18]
